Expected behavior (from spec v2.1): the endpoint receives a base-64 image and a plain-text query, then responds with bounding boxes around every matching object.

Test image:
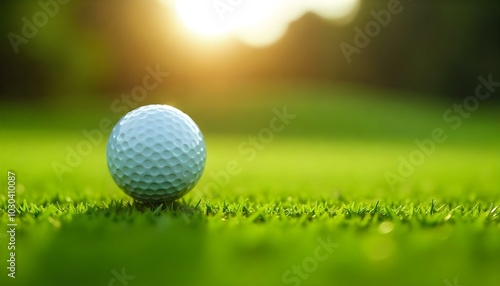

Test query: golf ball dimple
[106,104,206,202]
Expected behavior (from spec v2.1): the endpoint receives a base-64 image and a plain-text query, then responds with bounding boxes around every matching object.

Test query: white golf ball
[106,104,206,202]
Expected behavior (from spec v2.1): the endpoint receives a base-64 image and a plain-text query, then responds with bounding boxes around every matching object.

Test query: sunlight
[172,0,360,47]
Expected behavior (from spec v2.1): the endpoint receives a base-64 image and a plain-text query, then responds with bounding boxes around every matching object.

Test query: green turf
[1,85,499,286]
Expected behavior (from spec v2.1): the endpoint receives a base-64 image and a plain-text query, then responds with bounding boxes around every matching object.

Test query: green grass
[1,85,499,285]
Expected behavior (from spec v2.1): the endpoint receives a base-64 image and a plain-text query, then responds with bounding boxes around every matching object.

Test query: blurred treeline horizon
[1,0,499,104]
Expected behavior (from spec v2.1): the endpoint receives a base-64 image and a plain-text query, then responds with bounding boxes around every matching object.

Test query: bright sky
[167,0,360,47]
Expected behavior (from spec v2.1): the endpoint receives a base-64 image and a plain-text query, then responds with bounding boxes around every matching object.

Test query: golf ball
[106,104,206,202]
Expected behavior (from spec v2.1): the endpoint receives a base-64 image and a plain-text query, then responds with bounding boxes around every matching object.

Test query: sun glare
[172,0,359,47]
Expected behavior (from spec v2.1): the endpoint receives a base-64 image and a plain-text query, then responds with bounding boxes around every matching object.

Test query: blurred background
[1,0,499,106]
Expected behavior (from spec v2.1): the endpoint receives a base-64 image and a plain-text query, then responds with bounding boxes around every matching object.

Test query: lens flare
[173,0,359,47]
